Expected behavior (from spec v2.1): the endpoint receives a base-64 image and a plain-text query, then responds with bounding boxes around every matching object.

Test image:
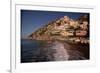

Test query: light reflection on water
[21,39,89,63]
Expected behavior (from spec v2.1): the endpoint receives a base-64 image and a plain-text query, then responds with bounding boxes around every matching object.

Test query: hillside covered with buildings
[28,14,89,44]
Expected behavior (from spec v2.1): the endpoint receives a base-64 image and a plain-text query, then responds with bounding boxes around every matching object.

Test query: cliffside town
[28,14,89,44]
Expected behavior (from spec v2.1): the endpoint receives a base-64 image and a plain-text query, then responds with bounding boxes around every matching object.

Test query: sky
[21,10,89,38]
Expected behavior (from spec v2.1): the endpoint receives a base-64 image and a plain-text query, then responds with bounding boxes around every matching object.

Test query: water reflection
[21,39,89,63]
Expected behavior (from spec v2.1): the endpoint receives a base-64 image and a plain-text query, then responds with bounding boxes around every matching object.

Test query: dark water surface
[21,39,89,63]
[21,39,49,62]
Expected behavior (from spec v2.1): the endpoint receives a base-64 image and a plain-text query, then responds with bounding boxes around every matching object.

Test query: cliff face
[28,15,89,43]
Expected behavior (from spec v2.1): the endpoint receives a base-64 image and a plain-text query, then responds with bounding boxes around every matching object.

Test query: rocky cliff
[28,15,89,43]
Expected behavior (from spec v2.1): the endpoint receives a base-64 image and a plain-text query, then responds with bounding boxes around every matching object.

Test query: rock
[28,15,89,44]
